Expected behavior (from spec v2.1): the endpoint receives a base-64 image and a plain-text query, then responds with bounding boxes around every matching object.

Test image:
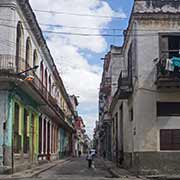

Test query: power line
[0,23,162,37]
[34,9,127,19]
[1,17,179,32]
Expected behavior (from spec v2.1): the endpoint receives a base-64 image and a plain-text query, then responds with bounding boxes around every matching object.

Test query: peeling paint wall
[0,91,9,166]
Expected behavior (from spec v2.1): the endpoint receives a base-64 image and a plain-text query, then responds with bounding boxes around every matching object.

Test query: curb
[101,158,120,178]
[0,158,72,179]
[108,168,120,178]
[146,175,180,180]
[32,158,72,177]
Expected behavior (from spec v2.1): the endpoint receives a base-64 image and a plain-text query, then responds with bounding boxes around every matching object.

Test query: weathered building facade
[74,116,86,156]
[98,0,180,174]
[0,0,74,174]
[98,45,122,160]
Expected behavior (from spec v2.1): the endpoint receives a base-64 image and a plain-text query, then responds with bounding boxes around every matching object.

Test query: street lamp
[16,65,39,76]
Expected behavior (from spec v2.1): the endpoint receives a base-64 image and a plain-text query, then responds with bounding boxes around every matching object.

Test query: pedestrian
[86,151,93,168]
[103,150,106,159]
[78,150,81,157]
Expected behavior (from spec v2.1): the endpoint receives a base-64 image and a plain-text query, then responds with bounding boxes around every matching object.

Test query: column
[49,121,52,154]
[45,119,48,154]
[52,124,54,153]
[41,118,44,154]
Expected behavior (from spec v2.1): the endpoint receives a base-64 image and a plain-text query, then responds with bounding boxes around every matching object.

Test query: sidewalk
[101,158,180,180]
[0,157,72,179]
[101,158,147,180]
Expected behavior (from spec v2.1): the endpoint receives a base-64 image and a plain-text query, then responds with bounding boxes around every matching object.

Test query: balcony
[0,55,16,73]
[29,69,65,119]
[0,55,65,120]
[118,71,133,99]
[156,58,180,88]
[100,77,111,95]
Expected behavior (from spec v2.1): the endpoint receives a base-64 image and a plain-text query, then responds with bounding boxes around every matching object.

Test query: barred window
[160,129,180,150]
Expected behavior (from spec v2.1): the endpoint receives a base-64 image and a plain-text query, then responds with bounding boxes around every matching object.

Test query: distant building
[74,116,86,156]
[98,45,123,160]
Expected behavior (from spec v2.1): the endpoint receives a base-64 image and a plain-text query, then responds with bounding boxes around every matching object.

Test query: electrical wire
[0,17,179,32]
[0,23,163,37]
[33,9,127,19]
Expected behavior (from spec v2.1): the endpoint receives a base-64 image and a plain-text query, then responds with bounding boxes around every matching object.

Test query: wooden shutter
[160,129,180,150]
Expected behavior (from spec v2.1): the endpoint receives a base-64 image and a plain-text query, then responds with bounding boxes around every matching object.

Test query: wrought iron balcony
[0,55,17,73]
[29,69,65,119]
[0,55,65,119]
[156,58,180,88]
[100,77,111,95]
[118,71,133,99]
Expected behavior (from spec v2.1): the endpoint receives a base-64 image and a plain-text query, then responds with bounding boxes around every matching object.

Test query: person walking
[78,150,81,157]
[86,151,93,168]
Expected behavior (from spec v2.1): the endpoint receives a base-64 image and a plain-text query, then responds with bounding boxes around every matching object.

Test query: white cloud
[29,0,125,138]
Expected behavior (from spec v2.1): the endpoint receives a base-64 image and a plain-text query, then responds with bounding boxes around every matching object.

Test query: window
[40,61,44,89]
[45,68,48,90]
[14,103,21,153]
[128,43,133,81]
[23,109,29,153]
[157,102,180,116]
[160,35,180,59]
[16,21,24,72]
[160,129,180,150]
[33,50,38,71]
[25,37,32,71]
[49,75,51,95]
[129,108,133,121]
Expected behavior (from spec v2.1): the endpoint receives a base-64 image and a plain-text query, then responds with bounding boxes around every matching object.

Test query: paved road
[36,156,117,180]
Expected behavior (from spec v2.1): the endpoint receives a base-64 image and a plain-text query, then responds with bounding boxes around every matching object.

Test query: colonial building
[74,116,86,156]
[0,0,74,174]
[98,45,122,160]
[107,0,180,174]
[69,95,79,157]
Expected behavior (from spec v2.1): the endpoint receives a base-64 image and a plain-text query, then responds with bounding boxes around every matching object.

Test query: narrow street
[36,156,116,180]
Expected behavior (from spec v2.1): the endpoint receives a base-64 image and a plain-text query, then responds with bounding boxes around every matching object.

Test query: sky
[29,0,134,139]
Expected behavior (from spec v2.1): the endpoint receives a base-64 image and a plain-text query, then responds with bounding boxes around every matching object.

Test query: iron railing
[156,59,180,79]
[0,55,16,72]
[29,69,65,119]
[0,55,65,119]
[117,70,133,99]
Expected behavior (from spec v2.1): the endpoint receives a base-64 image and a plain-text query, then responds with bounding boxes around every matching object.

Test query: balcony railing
[156,58,180,88]
[100,78,111,95]
[118,71,133,99]
[29,69,65,119]
[0,55,65,119]
[0,54,16,73]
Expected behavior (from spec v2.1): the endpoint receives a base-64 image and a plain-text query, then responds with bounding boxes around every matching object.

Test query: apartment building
[0,0,74,173]
[99,0,180,174]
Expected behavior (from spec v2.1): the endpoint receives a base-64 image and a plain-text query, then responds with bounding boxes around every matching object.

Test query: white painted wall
[131,19,180,152]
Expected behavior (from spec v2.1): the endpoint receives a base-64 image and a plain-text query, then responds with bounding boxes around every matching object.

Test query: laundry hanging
[172,57,180,67]
[165,58,174,71]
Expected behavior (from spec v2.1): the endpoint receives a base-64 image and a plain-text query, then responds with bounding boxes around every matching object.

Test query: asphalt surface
[36,156,116,180]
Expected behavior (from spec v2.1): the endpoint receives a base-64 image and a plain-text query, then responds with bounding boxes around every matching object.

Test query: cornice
[0,0,17,9]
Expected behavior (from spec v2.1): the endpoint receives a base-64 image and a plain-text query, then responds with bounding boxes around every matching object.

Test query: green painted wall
[8,88,40,162]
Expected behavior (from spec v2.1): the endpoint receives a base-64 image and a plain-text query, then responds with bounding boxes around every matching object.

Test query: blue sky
[31,0,134,138]
[85,0,134,66]
[77,0,134,137]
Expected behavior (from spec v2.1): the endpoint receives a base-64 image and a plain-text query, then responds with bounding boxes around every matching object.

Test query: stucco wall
[0,91,9,167]
[132,19,180,152]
